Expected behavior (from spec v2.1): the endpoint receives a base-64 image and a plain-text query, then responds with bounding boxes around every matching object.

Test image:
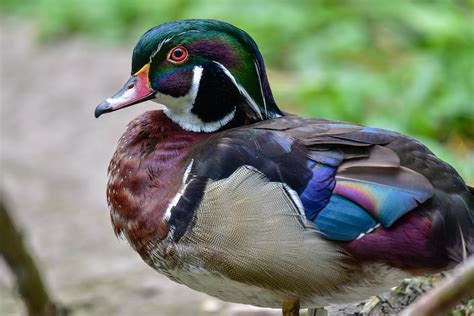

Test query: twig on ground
[401,256,474,316]
[0,194,59,316]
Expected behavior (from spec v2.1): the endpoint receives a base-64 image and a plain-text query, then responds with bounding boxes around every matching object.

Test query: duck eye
[167,46,188,64]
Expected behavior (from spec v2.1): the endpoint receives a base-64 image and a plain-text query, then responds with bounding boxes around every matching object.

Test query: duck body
[107,110,472,308]
[96,19,473,313]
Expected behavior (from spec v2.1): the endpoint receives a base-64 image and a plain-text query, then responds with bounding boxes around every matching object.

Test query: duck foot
[307,307,328,316]
[282,301,300,316]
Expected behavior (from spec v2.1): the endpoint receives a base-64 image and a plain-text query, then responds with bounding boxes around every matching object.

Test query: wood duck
[95,19,474,316]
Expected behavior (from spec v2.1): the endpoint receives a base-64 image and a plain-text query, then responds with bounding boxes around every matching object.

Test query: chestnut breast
[106,110,209,256]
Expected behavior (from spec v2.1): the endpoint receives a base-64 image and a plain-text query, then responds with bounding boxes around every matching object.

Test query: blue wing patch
[299,145,434,241]
[313,194,377,241]
[334,177,430,227]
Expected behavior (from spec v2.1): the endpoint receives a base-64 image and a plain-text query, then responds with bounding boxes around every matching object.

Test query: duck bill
[95,63,155,118]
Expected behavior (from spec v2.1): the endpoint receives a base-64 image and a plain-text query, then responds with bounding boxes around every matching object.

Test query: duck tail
[438,187,474,264]
[463,187,474,259]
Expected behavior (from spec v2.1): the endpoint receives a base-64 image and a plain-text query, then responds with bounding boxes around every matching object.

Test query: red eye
[167,46,188,63]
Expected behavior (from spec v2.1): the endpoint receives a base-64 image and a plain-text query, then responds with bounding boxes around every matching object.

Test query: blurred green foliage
[1,0,473,182]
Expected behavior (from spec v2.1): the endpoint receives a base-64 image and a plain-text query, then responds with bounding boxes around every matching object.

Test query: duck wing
[167,115,473,268]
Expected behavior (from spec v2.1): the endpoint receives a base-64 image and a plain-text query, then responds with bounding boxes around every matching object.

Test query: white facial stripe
[158,66,237,132]
[150,30,200,61]
[150,38,171,61]
[212,61,264,120]
[253,59,267,116]
[192,65,203,90]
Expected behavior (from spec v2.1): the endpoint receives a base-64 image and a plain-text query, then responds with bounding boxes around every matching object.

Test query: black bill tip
[95,101,113,118]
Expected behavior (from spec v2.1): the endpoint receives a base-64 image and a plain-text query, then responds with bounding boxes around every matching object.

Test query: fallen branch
[0,194,58,316]
[401,255,474,316]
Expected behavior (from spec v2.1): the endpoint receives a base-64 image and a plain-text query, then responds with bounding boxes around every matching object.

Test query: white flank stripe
[282,183,306,219]
[164,160,194,221]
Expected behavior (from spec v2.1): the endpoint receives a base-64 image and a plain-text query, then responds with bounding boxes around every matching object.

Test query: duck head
[95,19,281,132]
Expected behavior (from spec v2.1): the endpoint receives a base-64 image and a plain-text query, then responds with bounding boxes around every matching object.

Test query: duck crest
[107,110,209,257]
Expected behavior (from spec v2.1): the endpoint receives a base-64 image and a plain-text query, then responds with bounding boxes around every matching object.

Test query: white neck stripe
[253,59,267,115]
[213,61,264,120]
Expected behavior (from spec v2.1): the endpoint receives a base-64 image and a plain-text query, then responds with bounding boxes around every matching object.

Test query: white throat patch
[157,66,236,133]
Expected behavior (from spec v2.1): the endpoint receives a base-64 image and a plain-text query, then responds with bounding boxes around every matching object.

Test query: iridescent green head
[95,19,281,132]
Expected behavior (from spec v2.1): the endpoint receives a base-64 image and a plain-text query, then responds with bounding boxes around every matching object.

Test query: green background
[2,0,473,183]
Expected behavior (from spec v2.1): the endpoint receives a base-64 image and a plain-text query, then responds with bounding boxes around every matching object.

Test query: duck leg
[307,307,328,316]
[282,300,300,316]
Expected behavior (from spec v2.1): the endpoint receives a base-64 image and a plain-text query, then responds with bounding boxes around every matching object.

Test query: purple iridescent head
[95,19,282,132]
